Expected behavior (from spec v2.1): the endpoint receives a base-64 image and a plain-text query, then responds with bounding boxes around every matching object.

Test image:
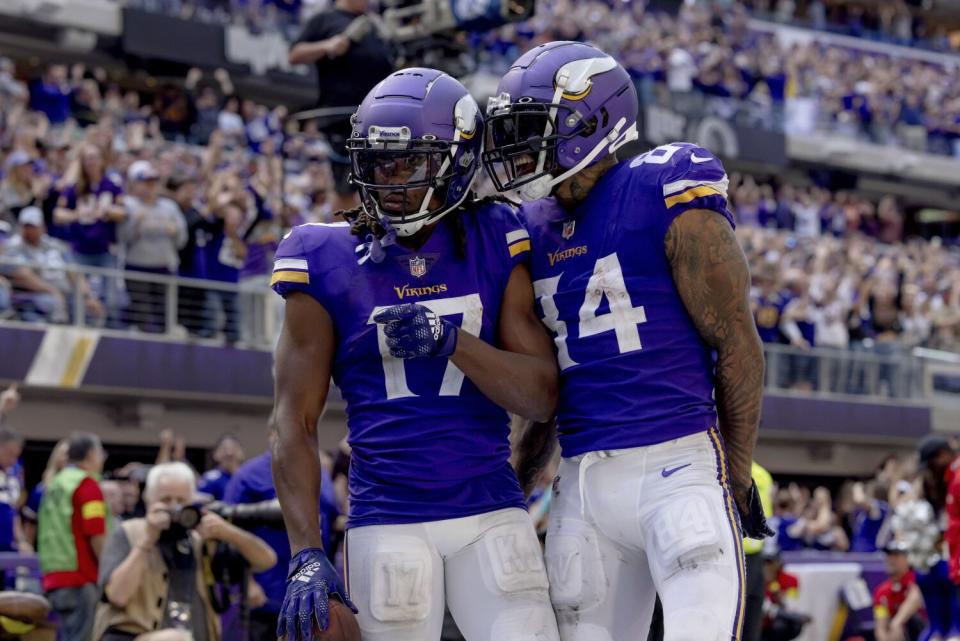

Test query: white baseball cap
[127,160,160,182]
[18,206,43,227]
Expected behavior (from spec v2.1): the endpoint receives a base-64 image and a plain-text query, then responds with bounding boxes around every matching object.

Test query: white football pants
[346,507,561,641]
[545,429,746,641]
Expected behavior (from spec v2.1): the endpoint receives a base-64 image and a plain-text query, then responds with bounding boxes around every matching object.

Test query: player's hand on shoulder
[373,303,458,359]
[278,547,356,641]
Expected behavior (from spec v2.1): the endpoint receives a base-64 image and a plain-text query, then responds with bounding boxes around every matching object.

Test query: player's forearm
[272,413,324,555]
[451,331,558,422]
[665,209,764,504]
[715,328,764,498]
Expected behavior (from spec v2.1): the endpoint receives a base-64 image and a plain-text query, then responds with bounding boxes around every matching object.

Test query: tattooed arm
[511,417,558,496]
[665,209,764,512]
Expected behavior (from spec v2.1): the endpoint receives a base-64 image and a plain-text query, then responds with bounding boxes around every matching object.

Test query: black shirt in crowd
[294,8,394,113]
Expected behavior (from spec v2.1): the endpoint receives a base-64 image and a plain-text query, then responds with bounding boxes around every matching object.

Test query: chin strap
[518,118,637,203]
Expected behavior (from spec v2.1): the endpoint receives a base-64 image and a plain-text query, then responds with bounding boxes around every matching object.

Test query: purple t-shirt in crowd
[59,174,123,256]
[29,80,72,124]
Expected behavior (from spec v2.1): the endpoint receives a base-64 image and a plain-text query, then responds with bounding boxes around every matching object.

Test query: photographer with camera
[93,462,276,641]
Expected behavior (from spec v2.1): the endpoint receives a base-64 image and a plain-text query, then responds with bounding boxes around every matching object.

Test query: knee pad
[649,492,726,582]
[476,516,550,595]
[544,519,607,612]
[367,535,434,624]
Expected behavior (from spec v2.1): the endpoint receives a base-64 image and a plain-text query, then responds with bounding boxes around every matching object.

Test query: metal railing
[763,342,960,402]
[0,258,279,349]
[4,258,960,402]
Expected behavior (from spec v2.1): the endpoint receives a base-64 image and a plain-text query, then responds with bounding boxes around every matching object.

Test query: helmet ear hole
[600,106,610,129]
[579,116,598,138]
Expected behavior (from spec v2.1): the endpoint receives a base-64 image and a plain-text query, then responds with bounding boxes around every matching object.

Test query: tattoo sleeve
[664,209,765,508]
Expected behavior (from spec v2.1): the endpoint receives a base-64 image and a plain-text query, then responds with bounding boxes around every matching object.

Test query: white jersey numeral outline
[368,294,483,400]
[534,253,646,371]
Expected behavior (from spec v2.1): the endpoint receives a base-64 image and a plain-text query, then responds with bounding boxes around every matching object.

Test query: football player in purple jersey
[483,41,772,641]
[270,68,561,641]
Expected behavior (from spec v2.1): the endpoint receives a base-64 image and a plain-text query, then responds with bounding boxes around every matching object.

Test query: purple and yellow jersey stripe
[506,228,531,258]
[707,427,746,641]
[270,257,310,286]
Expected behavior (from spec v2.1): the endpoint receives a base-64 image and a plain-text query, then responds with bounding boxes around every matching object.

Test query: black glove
[738,480,774,540]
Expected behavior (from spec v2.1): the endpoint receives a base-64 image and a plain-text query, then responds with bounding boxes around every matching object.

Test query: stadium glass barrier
[0,258,278,349]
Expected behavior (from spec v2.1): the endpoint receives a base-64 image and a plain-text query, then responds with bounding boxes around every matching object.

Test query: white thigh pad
[648,491,724,582]
[544,519,608,611]
[477,517,549,594]
[368,535,434,623]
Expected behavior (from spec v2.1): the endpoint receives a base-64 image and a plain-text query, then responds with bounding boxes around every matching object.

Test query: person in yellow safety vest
[742,461,774,641]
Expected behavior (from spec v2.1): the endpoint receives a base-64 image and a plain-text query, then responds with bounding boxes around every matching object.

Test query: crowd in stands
[0,60,335,339]
[469,1,960,156]
[125,0,960,157]
[743,0,959,52]
[1,52,959,367]
[733,174,960,392]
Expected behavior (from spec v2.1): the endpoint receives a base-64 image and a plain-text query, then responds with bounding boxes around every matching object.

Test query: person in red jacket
[919,436,960,581]
[874,541,925,641]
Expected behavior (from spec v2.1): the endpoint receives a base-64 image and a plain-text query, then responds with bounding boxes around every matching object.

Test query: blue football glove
[277,548,356,641]
[738,481,775,540]
[373,303,458,359]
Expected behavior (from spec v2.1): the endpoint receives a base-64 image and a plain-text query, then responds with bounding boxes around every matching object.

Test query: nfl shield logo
[562,220,576,240]
[409,256,427,278]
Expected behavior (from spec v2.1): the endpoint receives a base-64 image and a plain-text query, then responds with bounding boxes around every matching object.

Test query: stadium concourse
[0,0,959,640]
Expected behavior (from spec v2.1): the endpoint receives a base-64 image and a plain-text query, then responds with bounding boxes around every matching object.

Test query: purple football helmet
[482,41,639,202]
[347,68,483,237]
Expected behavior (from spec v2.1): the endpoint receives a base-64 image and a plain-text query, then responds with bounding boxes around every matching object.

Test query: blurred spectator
[0,151,51,223]
[169,172,211,336]
[100,480,125,524]
[197,434,244,502]
[289,0,393,211]
[22,438,69,550]
[95,462,276,641]
[37,433,107,641]
[848,481,889,553]
[0,428,24,554]
[29,65,72,125]
[0,384,19,427]
[53,144,125,269]
[120,161,187,333]
[873,541,925,641]
[223,429,336,640]
[2,206,104,324]
[762,551,808,641]
[153,84,196,143]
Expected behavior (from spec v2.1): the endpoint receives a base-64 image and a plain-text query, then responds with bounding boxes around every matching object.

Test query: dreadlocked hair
[341,206,385,241]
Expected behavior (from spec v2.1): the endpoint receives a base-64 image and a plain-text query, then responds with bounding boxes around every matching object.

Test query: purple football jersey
[520,142,735,456]
[271,202,530,528]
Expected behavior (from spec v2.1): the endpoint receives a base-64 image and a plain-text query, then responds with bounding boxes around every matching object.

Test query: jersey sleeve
[653,143,735,236]
[270,225,331,308]
[73,477,107,537]
[488,202,531,271]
